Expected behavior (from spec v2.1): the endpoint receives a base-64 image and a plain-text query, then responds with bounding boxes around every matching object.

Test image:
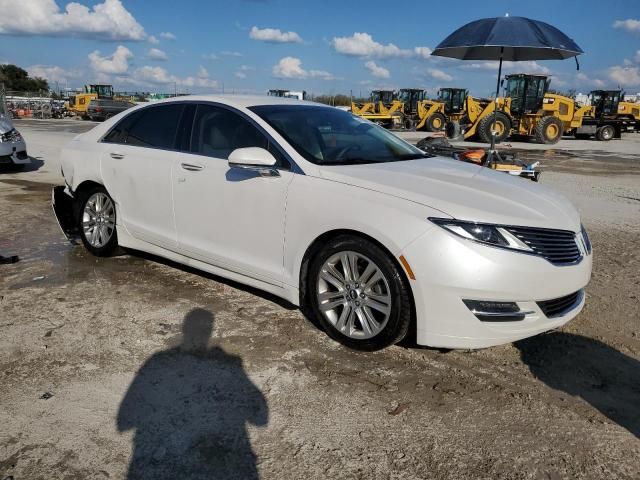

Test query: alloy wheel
[82,192,116,248]
[316,251,392,339]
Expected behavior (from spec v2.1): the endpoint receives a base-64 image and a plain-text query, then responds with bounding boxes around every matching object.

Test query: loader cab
[505,74,550,116]
[371,90,396,106]
[86,84,114,99]
[437,88,467,114]
[590,90,622,117]
[398,89,426,114]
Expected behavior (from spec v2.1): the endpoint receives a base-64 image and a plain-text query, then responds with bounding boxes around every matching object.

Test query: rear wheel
[596,125,615,141]
[478,112,511,144]
[535,116,563,144]
[445,120,462,140]
[425,112,446,132]
[78,186,118,257]
[307,236,412,351]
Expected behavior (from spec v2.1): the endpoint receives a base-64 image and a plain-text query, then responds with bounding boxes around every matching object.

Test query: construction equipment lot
[1,119,639,479]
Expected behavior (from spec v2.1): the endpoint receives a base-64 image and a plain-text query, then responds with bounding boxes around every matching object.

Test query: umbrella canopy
[431,16,583,61]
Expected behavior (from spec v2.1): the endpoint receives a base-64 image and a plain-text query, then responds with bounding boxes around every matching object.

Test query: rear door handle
[110,152,125,160]
[181,162,204,171]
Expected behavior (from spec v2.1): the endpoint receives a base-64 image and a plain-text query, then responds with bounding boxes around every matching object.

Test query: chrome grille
[537,290,582,318]
[504,226,582,265]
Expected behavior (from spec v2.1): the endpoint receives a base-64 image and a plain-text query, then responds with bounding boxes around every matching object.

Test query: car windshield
[249,105,429,165]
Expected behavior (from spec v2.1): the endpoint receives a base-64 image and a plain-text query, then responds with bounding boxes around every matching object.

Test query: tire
[307,235,412,351]
[425,112,446,132]
[534,116,563,144]
[596,125,615,141]
[445,120,462,140]
[77,185,118,257]
[478,112,511,144]
[404,118,416,131]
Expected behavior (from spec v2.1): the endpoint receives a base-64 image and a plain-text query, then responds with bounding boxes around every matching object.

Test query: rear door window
[102,104,184,149]
[126,104,184,149]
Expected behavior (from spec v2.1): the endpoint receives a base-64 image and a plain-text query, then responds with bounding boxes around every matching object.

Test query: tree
[0,64,49,92]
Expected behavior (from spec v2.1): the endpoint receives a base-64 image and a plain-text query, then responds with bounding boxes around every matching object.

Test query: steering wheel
[333,144,362,161]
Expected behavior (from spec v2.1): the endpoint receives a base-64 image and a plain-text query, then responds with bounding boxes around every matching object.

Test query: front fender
[283,174,442,289]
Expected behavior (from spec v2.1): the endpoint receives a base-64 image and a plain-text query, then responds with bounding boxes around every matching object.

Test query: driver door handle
[110,152,125,160]
[181,162,204,171]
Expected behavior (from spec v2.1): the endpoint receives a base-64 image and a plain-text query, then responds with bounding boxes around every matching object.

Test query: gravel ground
[1,119,639,480]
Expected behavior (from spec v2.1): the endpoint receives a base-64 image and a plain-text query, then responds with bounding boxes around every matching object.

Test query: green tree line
[0,64,49,92]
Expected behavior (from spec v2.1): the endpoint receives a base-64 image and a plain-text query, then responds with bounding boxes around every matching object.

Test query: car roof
[145,94,328,109]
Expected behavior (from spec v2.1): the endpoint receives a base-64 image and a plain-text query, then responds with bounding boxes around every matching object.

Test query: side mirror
[228,147,279,177]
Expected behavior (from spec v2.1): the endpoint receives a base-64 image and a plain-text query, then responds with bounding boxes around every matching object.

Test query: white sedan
[53,96,592,351]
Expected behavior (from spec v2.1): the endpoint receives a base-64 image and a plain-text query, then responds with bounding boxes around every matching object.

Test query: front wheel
[307,236,412,351]
[596,125,615,141]
[78,186,118,256]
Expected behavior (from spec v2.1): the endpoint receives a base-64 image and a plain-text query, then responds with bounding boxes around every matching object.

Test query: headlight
[429,218,533,252]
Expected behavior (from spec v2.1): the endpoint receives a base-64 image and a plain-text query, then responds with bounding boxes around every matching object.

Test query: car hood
[318,156,581,231]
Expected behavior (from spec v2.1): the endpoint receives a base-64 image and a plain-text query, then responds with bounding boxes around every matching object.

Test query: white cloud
[609,66,640,86]
[197,65,209,79]
[272,56,333,80]
[160,31,176,40]
[332,32,412,58]
[88,45,132,75]
[27,64,79,84]
[460,60,551,74]
[221,51,243,57]
[148,35,159,45]
[129,66,218,90]
[249,26,302,43]
[202,53,218,61]
[426,68,453,82]
[0,0,146,41]
[635,50,640,64]
[613,19,640,33]
[147,48,168,61]
[365,60,390,79]
[414,46,432,59]
[234,65,253,79]
[576,72,605,88]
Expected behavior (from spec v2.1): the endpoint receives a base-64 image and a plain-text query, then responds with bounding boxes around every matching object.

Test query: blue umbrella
[432,16,583,61]
[432,16,583,157]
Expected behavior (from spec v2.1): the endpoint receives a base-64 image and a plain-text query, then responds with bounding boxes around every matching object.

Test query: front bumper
[0,139,30,165]
[402,225,592,349]
[52,186,77,240]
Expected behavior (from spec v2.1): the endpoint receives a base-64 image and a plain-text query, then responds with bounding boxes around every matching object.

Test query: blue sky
[1,0,639,96]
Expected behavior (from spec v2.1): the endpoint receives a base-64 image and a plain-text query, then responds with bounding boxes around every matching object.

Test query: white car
[53,96,592,351]
[0,116,29,168]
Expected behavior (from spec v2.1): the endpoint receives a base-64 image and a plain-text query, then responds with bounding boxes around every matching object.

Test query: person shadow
[514,332,639,438]
[117,308,268,479]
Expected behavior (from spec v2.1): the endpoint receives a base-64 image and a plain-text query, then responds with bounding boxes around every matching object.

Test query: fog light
[463,299,528,322]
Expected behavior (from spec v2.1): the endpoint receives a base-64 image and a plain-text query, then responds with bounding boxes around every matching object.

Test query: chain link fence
[3,90,66,119]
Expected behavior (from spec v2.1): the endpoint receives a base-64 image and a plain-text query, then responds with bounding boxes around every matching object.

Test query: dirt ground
[1,119,639,480]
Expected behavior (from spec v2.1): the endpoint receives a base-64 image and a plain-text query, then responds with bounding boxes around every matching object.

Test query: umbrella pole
[487,47,504,166]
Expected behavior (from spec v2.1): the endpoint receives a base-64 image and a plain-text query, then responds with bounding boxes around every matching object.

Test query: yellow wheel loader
[68,84,114,118]
[586,90,639,133]
[351,90,405,128]
[455,74,597,144]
